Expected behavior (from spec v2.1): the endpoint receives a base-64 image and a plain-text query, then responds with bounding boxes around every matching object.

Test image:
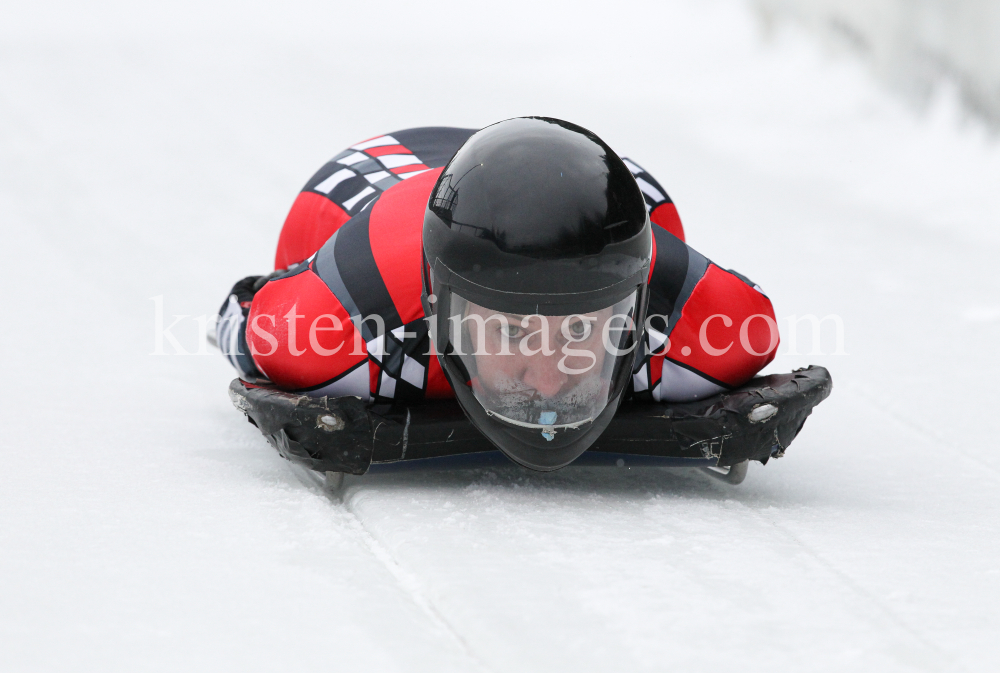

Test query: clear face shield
[446,291,639,442]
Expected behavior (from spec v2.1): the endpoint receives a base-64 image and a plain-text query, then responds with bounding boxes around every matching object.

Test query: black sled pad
[228,366,831,475]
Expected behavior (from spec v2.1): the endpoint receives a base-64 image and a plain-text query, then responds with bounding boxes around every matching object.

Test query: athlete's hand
[235,275,263,302]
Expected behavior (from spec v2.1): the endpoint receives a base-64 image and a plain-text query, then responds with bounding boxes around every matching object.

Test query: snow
[754,0,1000,125]
[2,1,999,670]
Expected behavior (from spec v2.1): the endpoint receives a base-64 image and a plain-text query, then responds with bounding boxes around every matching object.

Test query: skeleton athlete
[217,118,779,469]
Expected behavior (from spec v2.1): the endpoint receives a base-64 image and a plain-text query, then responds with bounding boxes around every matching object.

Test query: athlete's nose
[521,354,569,399]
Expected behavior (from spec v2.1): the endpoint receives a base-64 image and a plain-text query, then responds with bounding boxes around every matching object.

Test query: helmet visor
[446,290,639,441]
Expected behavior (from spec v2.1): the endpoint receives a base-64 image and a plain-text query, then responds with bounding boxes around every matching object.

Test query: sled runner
[228,366,831,483]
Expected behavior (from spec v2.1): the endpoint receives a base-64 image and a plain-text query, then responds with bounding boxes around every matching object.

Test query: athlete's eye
[501,324,522,339]
[567,319,592,340]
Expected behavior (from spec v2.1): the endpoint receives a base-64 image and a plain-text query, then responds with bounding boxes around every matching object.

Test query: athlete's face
[463,303,612,404]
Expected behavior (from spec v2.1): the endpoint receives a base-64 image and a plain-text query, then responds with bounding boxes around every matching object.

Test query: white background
[2,1,999,670]
[756,0,1000,122]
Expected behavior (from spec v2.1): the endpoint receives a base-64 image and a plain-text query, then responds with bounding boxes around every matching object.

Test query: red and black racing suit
[217,127,779,405]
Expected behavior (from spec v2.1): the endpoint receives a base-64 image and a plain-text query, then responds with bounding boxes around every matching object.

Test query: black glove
[218,275,264,319]
[216,275,268,381]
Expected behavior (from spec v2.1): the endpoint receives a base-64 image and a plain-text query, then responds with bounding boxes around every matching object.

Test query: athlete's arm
[243,255,372,399]
[634,226,780,403]
[620,157,685,241]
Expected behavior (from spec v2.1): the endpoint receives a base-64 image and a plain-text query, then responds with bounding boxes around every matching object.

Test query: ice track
[2,1,999,671]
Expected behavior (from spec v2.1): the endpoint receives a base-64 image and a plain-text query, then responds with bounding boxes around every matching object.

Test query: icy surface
[2,1,999,670]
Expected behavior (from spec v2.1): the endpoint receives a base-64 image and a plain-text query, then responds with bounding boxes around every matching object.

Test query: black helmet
[422,117,651,471]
